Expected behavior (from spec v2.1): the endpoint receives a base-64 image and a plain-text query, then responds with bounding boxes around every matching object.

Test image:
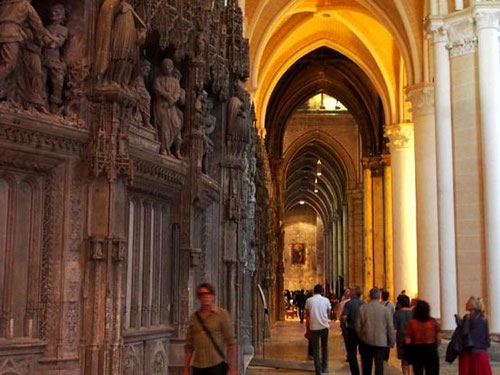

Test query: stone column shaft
[407,83,441,318]
[385,124,418,299]
[382,156,394,300]
[476,10,500,333]
[431,24,458,330]
[362,161,374,294]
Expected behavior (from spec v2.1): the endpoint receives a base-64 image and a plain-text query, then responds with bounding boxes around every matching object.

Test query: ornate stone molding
[384,123,415,150]
[406,83,435,117]
[446,17,478,57]
[134,159,187,186]
[0,125,86,155]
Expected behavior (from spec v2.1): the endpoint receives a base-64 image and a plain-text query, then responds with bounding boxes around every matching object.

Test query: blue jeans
[310,328,329,374]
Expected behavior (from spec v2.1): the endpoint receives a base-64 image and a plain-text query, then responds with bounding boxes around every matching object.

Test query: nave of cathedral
[0,0,499,374]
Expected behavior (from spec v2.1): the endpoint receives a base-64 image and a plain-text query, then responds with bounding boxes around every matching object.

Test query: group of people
[285,288,340,323]
[180,281,493,375]
[305,284,493,375]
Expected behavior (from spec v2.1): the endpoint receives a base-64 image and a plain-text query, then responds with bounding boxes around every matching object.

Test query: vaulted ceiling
[245,0,427,135]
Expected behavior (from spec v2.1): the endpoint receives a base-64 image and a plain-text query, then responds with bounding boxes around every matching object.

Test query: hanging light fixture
[299,200,305,205]
[316,159,322,176]
[314,178,319,193]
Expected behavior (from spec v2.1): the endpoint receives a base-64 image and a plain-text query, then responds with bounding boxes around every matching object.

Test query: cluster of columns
[400,4,500,332]
[324,207,348,295]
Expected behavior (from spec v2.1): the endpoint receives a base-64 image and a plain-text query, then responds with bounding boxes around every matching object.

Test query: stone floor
[247,319,500,374]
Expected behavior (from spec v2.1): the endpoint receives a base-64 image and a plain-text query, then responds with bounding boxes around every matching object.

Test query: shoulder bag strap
[195,312,226,361]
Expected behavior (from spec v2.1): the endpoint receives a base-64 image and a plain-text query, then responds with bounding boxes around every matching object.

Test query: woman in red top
[405,300,441,375]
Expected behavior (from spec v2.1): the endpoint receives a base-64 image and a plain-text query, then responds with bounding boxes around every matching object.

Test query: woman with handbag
[394,294,414,375]
[404,300,441,375]
[458,297,492,375]
[184,283,237,375]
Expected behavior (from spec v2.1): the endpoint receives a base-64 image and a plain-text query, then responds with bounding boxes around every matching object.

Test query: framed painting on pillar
[291,243,306,265]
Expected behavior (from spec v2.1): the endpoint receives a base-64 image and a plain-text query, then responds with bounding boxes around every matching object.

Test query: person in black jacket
[458,296,492,375]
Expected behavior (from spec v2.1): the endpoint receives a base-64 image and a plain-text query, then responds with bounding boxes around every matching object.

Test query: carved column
[385,123,418,299]
[270,157,285,321]
[83,88,134,375]
[475,9,500,333]
[406,83,440,317]
[346,189,363,287]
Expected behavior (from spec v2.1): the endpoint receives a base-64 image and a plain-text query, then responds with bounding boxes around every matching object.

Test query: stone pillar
[385,123,418,299]
[430,24,458,330]
[342,202,348,282]
[336,215,343,287]
[475,10,500,333]
[370,161,385,289]
[406,83,441,318]
[455,0,463,11]
[382,155,394,300]
[362,159,374,295]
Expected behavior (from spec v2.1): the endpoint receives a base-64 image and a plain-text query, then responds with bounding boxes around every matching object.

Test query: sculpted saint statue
[15,26,48,112]
[227,79,250,158]
[202,96,216,173]
[44,3,68,113]
[154,58,184,159]
[133,59,153,129]
[94,0,146,88]
[0,0,54,100]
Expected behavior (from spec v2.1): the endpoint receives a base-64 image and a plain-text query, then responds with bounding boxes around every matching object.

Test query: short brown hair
[197,282,215,296]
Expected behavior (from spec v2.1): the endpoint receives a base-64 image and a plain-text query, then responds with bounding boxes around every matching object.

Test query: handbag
[195,312,229,374]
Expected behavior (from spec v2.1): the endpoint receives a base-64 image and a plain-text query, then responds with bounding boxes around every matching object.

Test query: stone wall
[283,205,324,291]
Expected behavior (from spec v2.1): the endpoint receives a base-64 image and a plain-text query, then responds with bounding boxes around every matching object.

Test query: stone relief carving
[154,58,185,159]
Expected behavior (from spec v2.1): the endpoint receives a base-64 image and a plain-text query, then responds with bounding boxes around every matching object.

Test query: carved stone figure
[15,26,48,113]
[154,58,184,158]
[227,79,250,158]
[44,3,68,114]
[202,95,216,173]
[94,0,146,88]
[133,59,153,129]
[0,0,54,100]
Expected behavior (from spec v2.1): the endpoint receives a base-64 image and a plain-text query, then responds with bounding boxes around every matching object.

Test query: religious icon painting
[291,243,306,265]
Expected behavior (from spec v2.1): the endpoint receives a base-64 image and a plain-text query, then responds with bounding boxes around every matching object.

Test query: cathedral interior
[0,0,500,374]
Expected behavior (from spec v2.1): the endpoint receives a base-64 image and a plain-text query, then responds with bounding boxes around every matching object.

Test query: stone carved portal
[0,1,265,375]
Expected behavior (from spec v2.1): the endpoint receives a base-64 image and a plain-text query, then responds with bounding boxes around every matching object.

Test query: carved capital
[475,10,500,31]
[384,123,414,150]
[406,83,435,117]
[426,19,449,44]
[446,17,478,57]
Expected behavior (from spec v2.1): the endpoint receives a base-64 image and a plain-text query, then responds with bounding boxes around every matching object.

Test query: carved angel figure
[94,0,146,88]
[44,3,68,113]
[154,58,184,159]
[0,0,54,100]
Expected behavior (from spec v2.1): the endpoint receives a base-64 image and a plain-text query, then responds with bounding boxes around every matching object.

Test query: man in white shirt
[305,284,331,375]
